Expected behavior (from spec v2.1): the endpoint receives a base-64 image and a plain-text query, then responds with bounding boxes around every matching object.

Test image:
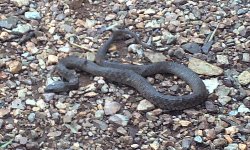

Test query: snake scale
[45,29,208,110]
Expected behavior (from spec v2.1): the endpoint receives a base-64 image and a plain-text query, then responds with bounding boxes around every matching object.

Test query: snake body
[45,29,208,110]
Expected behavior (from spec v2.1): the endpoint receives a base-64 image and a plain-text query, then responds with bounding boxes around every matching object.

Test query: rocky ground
[0,0,250,149]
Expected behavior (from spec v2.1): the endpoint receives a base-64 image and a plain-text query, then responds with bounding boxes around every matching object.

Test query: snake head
[44,81,69,93]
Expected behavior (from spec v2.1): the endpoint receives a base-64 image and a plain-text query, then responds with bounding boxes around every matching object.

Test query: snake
[45,29,208,110]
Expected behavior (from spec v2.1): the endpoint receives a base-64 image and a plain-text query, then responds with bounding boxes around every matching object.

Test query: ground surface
[0,0,250,149]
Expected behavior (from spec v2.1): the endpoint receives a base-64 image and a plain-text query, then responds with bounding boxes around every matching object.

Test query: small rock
[131,144,139,148]
[144,52,167,63]
[238,71,250,85]
[173,0,187,5]
[84,18,96,28]
[238,104,250,113]
[117,127,127,135]
[60,24,74,33]
[182,138,192,150]
[225,126,238,135]
[58,43,71,52]
[25,11,42,20]
[188,58,223,76]
[26,99,36,106]
[0,108,10,117]
[216,55,229,64]
[42,93,55,102]
[181,42,201,54]
[36,99,46,109]
[203,78,219,94]
[144,8,156,15]
[161,30,176,44]
[145,20,161,28]
[109,114,129,126]
[63,111,76,123]
[86,52,96,61]
[194,136,203,143]
[224,143,239,150]
[95,110,105,119]
[0,16,18,29]
[104,101,121,115]
[28,113,36,122]
[84,91,98,97]
[12,24,32,34]
[18,89,27,98]
[205,101,218,112]
[213,138,227,147]
[237,8,248,15]
[55,14,65,21]
[239,143,247,150]
[11,0,30,7]
[137,100,155,111]
[218,96,231,106]
[242,53,250,62]
[150,140,160,150]
[55,102,67,109]
[179,120,191,127]
[8,61,22,73]
[47,55,58,65]
[101,84,109,93]
[93,120,108,130]
[11,99,25,109]
[47,131,62,137]
[105,14,116,21]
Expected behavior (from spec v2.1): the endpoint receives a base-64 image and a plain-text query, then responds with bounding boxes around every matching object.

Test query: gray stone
[25,11,42,20]
[194,136,203,143]
[238,71,250,85]
[28,113,36,122]
[242,53,250,62]
[109,114,129,126]
[11,0,30,7]
[11,99,25,109]
[92,120,108,130]
[55,14,65,21]
[238,104,250,113]
[188,58,223,76]
[12,24,32,34]
[218,96,231,106]
[104,101,121,115]
[0,16,18,29]
[181,42,201,54]
[224,143,238,150]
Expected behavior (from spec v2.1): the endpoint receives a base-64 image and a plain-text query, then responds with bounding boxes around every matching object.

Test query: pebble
[104,101,121,115]
[188,58,223,76]
[109,114,129,126]
[218,96,231,106]
[101,84,109,93]
[150,140,160,150]
[224,143,239,150]
[93,120,108,130]
[179,120,192,127]
[58,43,71,52]
[194,136,203,143]
[25,11,42,20]
[25,99,36,106]
[137,100,155,111]
[55,101,67,109]
[203,78,219,93]
[47,55,58,65]
[95,110,105,119]
[36,99,46,110]
[238,71,250,85]
[182,138,191,150]
[213,138,227,147]
[11,99,25,109]
[145,20,161,28]
[205,101,218,112]
[28,113,36,122]
[237,104,250,113]
[84,19,96,28]
[11,0,30,7]
[144,52,167,63]
[116,126,127,135]
[161,30,176,44]
[242,53,250,62]
[105,14,116,21]
[8,61,22,73]
[12,24,32,34]
[216,55,229,64]
[0,16,18,29]
[181,42,201,54]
